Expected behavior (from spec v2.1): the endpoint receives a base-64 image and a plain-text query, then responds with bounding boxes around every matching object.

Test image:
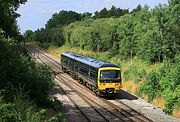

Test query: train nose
[106,88,114,93]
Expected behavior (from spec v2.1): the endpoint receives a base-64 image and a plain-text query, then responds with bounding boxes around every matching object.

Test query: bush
[0,31,66,121]
[0,31,54,105]
[123,64,146,83]
[39,42,50,49]
[0,89,43,122]
[138,58,180,114]
[138,71,161,102]
[159,60,180,114]
[0,88,67,122]
[48,113,66,122]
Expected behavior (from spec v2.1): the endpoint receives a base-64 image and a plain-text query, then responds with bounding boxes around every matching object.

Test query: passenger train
[61,52,122,96]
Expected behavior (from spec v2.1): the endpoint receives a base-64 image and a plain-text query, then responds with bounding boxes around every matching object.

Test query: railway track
[26,45,153,122]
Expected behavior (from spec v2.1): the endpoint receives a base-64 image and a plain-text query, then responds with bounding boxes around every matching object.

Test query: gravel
[113,89,180,122]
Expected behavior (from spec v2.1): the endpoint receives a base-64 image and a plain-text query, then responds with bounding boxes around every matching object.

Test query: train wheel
[72,74,76,79]
[75,75,78,80]
[83,80,86,85]
[78,79,83,84]
[76,77,79,81]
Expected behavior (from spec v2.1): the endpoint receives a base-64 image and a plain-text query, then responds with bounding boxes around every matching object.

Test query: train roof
[61,52,119,69]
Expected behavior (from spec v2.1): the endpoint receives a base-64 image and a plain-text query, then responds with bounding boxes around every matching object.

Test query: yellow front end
[98,67,121,94]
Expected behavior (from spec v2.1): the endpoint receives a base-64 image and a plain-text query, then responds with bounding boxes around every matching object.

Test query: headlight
[101,83,106,85]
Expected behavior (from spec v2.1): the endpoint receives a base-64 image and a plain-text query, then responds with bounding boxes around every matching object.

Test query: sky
[17,0,168,33]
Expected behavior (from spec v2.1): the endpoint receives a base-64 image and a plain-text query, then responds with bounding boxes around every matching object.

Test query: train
[61,52,122,96]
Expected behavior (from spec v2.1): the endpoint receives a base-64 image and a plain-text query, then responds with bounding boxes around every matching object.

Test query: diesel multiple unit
[61,52,122,95]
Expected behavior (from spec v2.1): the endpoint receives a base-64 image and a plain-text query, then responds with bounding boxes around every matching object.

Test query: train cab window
[100,70,120,80]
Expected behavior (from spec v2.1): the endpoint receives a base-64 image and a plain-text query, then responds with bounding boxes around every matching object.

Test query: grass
[173,105,180,118]
[27,41,40,47]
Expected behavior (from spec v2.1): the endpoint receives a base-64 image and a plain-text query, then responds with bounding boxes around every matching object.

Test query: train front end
[98,67,121,94]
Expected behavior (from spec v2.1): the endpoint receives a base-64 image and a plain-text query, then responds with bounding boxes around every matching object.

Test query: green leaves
[123,64,146,83]
[138,71,161,102]
[0,88,41,122]
[0,32,54,105]
[46,10,81,29]
[0,0,27,38]
[159,59,180,114]
[138,57,180,114]
[94,6,129,18]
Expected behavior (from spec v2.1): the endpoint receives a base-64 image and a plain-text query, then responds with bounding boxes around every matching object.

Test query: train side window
[79,66,88,76]
[75,61,79,72]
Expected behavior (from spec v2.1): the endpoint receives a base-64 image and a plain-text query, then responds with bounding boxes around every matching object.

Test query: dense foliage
[62,2,179,63]
[94,5,129,18]
[138,57,180,114]
[0,0,26,39]
[0,32,54,104]
[24,5,131,48]
[26,0,180,115]
[0,87,65,122]
[29,1,180,64]
[46,10,82,29]
[0,0,64,121]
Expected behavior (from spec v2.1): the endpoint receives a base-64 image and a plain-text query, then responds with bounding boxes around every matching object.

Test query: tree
[162,0,180,60]
[116,14,136,60]
[116,8,129,16]
[94,8,109,18]
[24,30,34,42]
[109,6,117,17]
[45,10,81,29]
[50,27,64,46]
[131,4,142,13]
[81,12,92,20]
[94,6,129,18]
[0,31,54,104]
[0,0,27,39]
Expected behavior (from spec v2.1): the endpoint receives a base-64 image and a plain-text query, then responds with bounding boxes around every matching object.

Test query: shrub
[123,64,146,83]
[138,71,161,102]
[159,60,180,114]
[39,42,50,49]
[0,89,43,122]
[0,31,54,105]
